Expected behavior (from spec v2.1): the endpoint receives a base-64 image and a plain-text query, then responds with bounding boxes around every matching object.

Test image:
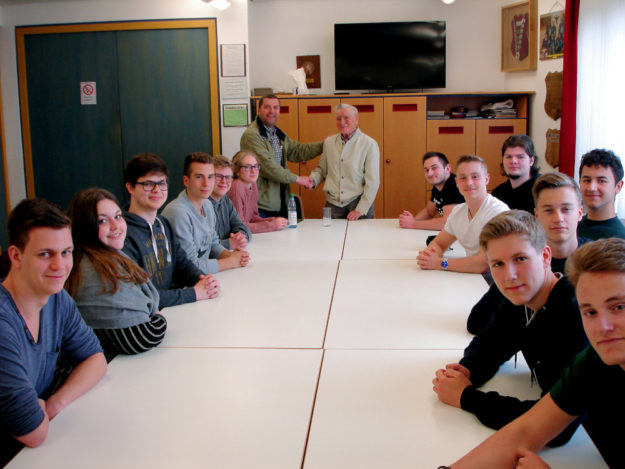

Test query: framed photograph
[296,55,321,89]
[501,0,537,72]
[222,104,249,127]
[220,44,246,77]
[540,10,565,60]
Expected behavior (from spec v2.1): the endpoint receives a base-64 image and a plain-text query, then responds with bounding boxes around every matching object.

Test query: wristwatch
[441,258,449,271]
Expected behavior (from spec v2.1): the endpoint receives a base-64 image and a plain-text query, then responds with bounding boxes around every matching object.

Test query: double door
[17,20,220,209]
[290,96,425,219]
[427,119,527,190]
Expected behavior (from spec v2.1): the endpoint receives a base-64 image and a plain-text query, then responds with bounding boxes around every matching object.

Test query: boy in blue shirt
[0,198,106,464]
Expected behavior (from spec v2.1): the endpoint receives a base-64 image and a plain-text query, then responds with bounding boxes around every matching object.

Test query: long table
[9,219,607,468]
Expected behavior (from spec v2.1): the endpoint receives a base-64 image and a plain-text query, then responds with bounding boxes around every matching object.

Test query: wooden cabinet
[426,120,476,165]
[475,119,527,190]
[271,98,301,196]
[297,98,339,219]
[427,119,527,190]
[340,97,384,216]
[383,96,427,217]
[249,92,531,218]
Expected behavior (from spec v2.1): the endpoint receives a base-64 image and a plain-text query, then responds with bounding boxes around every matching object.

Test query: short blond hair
[232,150,257,178]
[565,238,625,287]
[479,210,546,254]
[212,154,232,170]
[457,154,488,174]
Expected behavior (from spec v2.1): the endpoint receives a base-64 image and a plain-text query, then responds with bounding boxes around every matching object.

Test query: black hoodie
[122,211,201,309]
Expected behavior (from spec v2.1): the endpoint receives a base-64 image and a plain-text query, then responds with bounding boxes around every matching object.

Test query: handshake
[296,175,315,190]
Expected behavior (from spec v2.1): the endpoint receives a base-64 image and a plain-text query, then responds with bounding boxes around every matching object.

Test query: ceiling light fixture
[202,0,231,10]
[441,0,456,4]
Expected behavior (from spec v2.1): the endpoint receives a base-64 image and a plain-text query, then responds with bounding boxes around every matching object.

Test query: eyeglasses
[241,164,261,171]
[215,174,234,182]
[136,180,168,191]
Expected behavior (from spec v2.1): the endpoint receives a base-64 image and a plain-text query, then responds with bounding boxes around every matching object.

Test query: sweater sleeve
[459,301,522,387]
[157,218,200,309]
[229,182,278,234]
[309,139,329,188]
[73,257,157,330]
[283,134,323,163]
[161,203,222,275]
[355,138,380,214]
[224,196,252,241]
[460,386,582,447]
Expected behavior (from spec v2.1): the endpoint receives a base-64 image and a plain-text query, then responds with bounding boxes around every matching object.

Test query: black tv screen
[334,21,446,91]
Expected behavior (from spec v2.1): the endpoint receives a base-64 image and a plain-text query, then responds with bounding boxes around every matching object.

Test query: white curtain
[575,0,625,216]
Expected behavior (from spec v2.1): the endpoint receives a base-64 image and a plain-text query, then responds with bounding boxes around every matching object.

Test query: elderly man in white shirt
[304,103,380,220]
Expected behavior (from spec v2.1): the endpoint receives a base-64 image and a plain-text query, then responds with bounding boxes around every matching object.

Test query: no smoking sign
[80,81,97,105]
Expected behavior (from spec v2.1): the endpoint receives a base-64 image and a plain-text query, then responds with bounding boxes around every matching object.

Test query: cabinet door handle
[385,159,391,164]
[439,126,464,135]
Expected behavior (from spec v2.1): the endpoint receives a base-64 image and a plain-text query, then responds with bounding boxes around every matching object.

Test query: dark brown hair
[8,198,70,251]
[184,152,213,177]
[66,188,149,296]
[566,238,625,287]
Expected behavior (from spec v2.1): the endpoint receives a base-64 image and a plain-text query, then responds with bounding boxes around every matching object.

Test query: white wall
[0,0,565,206]
[248,0,562,169]
[0,0,249,205]
[504,1,563,173]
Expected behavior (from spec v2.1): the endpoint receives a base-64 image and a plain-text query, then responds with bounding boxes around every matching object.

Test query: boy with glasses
[162,152,249,273]
[122,153,220,309]
[210,155,252,249]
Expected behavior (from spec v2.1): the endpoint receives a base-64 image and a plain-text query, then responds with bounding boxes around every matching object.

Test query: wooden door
[341,97,384,217]
[298,98,339,218]
[117,28,214,201]
[475,119,527,190]
[383,96,427,217]
[275,98,300,196]
[22,31,124,207]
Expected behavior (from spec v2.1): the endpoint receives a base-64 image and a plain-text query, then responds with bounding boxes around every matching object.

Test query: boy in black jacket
[432,210,588,446]
[122,153,220,309]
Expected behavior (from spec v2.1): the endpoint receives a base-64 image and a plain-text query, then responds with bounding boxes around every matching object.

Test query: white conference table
[326,260,487,349]
[247,219,347,260]
[304,349,606,469]
[342,218,466,260]
[161,259,337,348]
[10,348,322,469]
[9,219,607,468]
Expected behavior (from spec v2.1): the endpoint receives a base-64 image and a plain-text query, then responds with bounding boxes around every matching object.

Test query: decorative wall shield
[502,0,537,72]
[544,71,563,120]
[545,128,560,167]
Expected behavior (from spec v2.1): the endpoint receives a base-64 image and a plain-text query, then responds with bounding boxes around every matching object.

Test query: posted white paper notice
[80,82,97,105]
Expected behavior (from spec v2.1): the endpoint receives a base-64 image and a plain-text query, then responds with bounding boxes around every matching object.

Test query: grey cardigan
[73,254,160,329]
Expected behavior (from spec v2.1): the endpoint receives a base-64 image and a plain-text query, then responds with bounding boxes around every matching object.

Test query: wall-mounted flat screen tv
[334,21,446,91]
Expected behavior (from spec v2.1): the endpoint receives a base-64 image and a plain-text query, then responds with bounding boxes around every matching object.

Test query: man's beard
[508,174,521,180]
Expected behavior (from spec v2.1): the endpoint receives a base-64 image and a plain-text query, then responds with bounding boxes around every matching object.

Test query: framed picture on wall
[540,10,565,60]
[501,0,538,72]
